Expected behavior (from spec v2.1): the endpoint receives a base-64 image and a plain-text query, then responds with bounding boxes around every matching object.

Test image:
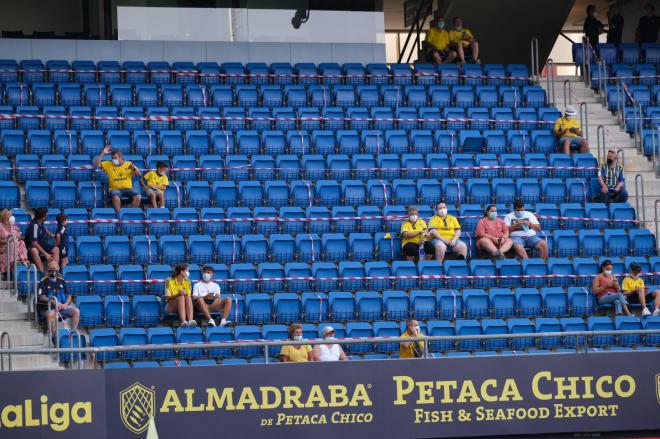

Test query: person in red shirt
[475,205,512,259]
[592,259,631,316]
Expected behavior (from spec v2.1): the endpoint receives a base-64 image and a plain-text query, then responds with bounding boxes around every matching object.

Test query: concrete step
[0,332,47,347]
[0,312,29,321]
[0,301,27,314]
[5,354,63,371]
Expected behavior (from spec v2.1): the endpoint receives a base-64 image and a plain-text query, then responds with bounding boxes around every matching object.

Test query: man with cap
[553,106,588,154]
[37,260,79,341]
[622,262,660,317]
[312,326,347,361]
[594,148,627,204]
[192,265,231,326]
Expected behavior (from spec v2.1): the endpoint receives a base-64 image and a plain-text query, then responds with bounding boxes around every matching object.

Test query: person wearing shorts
[553,106,588,154]
[24,207,58,273]
[37,261,79,341]
[54,213,69,269]
[400,206,428,262]
[425,202,467,262]
[423,14,456,64]
[94,146,142,215]
[192,265,232,327]
[503,199,548,260]
[622,262,660,317]
[141,161,169,208]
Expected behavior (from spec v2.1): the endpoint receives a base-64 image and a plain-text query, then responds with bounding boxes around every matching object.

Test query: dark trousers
[592,187,628,204]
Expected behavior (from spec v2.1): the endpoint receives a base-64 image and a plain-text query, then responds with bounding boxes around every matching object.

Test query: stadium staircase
[548,75,659,230]
[0,285,62,370]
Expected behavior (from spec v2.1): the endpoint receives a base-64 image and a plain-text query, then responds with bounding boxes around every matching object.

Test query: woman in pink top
[475,205,513,259]
[0,209,28,276]
[592,259,631,316]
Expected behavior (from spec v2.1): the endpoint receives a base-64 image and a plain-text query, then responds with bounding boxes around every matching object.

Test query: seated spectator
[622,262,660,317]
[0,209,28,280]
[399,319,425,359]
[165,263,196,328]
[553,106,588,154]
[504,200,548,260]
[400,206,428,262]
[594,149,628,204]
[192,265,232,327]
[140,161,169,209]
[24,208,59,273]
[475,205,513,260]
[280,323,312,362]
[448,17,480,64]
[425,202,467,262]
[54,213,69,269]
[593,259,631,316]
[37,261,79,340]
[94,145,142,216]
[423,14,456,64]
[312,326,347,361]
[636,3,659,44]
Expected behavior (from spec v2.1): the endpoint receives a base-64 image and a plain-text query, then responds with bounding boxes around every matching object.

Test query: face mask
[184,271,190,279]
[409,215,418,223]
[112,159,121,166]
[325,336,335,341]
[438,208,447,217]
[631,273,639,279]
[455,25,462,31]
[488,212,498,220]
[158,171,167,177]
[515,211,524,219]
[48,271,58,279]
[413,326,420,333]
[202,273,212,281]
[603,269,612,276]
[8,216,15,225]
[293,335,303,341]
[436,21,445,29]
[565,115,572,120]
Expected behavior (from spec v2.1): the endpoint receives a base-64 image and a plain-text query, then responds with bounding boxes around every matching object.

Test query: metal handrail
[579,102,589,145]
[597,61,606,106]
[596,125,606,164]
[546,58,556,105]
[26,264,38,327]
[68,329,83,369]
[530,38,539,85]
[563,79,572,107]
[655,199,660,254]
[615,80,623,128]
[0,330,658,367]
[617,148,625,168]
[581,35,590,86]
[4,233,17,295]
[0,331,11,371]
[635,173,647,227]
[655,125,660,176]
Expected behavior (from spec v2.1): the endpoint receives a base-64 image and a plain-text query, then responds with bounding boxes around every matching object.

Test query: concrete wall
[0,39,386,64]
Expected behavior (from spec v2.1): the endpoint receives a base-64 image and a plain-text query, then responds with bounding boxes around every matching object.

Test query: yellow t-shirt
[553,117,581,138]
[100,160,135,191]
[449,28,474,47]
[428,215,461,241]
[280,344,312,362]
[144,170,169,189]
[425,28,450,51]
[622,276,645,293]
[165,277,191,302]
[400,219,428,246]
[399,332,425,359]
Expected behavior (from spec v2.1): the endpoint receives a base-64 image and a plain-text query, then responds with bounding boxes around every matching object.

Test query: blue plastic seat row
[23,177,604,210]
[572,42,660,67]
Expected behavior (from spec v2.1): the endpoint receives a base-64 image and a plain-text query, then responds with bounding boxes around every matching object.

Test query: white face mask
[293,335,303,341]
[202,272,212,281]
[603,269,612,276]
[409,215,418,223]
[184,271,190,279]
[455,25,463,31]
[8,216,15,225]
[112,159,121,166]
[413,326,421,333]
[437,208,447,217]
[325,336,335,341]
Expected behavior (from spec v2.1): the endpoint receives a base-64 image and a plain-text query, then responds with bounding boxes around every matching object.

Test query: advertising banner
[1,351,659,438]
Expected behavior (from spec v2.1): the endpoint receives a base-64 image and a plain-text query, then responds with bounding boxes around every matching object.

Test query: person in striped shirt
[594,149,628,203]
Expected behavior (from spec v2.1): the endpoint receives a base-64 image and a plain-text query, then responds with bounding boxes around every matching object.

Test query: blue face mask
[436,21,445,29]
[488,212,498,220]
[515,211,524,219]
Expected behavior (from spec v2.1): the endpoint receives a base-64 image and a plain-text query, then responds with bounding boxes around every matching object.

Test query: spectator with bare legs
[475,205,513,260]
[37,261,79,342]
[24,208,58,273]
[193,265,232,327]
[449,17,480,64]
[504,200,548,260]
[94,146,142,215]
[165,264,196,328]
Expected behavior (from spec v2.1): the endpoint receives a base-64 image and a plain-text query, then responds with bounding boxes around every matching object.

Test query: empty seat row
[573,42,660,66]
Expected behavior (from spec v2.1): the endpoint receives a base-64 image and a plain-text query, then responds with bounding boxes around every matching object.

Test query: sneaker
[220,318,230,327]
[642,307,652,317]
[207,318,216,327]
[653,309,660,316]
[180,321,189,328]
[189,320,197,328]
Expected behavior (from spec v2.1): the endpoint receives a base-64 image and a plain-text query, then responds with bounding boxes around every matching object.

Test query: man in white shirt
[192,265,232,326]
[503,199,548,260]
[312,326,347,361]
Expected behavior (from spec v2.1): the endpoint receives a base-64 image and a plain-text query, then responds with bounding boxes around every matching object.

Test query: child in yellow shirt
[141,161,169,208]
[622,262,660,317]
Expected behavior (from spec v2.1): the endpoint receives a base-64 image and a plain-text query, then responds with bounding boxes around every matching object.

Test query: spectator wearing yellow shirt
[622,263,660,317]
[425,202,467,262]
[449,17,480,64]
[400,206,428,262]
[94,146,142,215]
[165,263,196,327]
[280,323,313,362]
[141,161,169,208]
[400,319,425,359]
[553,106,589,154]
[423,15,456,64]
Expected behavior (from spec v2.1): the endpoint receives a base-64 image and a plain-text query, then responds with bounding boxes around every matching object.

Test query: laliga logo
[120,382,155,435]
